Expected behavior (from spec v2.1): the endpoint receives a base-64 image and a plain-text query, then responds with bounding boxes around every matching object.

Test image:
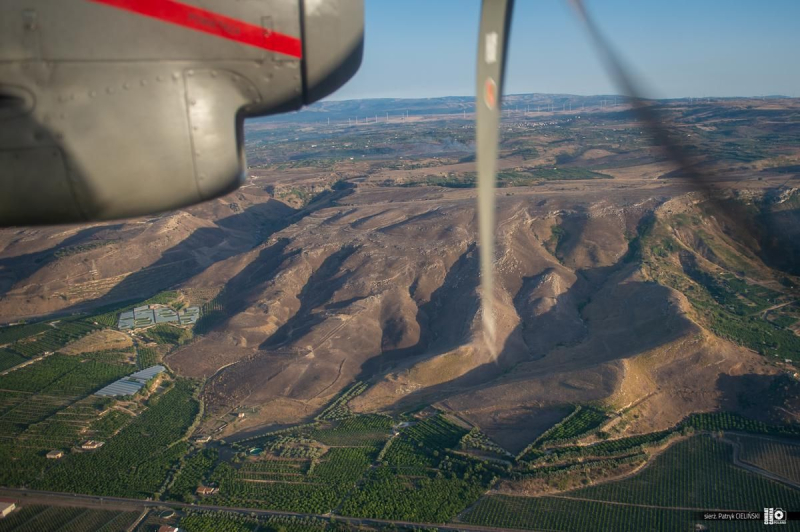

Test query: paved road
[0,487,529,532]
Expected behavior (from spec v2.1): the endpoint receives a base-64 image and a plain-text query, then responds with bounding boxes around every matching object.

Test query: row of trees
[34,380,199,497]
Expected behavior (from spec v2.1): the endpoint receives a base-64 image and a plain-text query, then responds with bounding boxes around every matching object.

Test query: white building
[0,499,17,518]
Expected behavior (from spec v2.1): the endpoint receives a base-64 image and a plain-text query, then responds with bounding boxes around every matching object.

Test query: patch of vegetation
[89,409,133,440]
[397,166,613,189]
[308,415,394,446]
[462,494,707,532]
[81,290,182,330]
[0,321,52,345]
[54,239,119,258]
[693,295,800,361]
[518,406,609,461]
[316,381,368,421]
[736,434,800,483]
[168,448,219,502]
[0,352,131,396]
[9,320,101,358]
[200,411,509,522]
[136,347,160,369]
[683,412,800,436]
[622,213,656,263]
[392,415,469,461]
[512,453,647,483]
[499,166,613,184]
[278,187,313,206]
[649,236,677,258]
[520,429,679,467]
[685,267,781,317]
[464,435,800,531]
[642,212,800,361]
[460,427,512,458]
[209,446,376,514]
[180,511,333,532]
[145,324,193,346]
[195,297,225,334]
[255,435,324,460]
[179,511,258,532]
[398,173,476,189]
[143,290,181,306]
[382,435,436,471]
[545,224,568,257]
[0,505,139,532]
[338,415,503,522]
[0,348,26,372]
[340,457,498,523]
[570,435,800,509]
[770,313,798,328]
[508,146,540,159]
[34,379,199,497]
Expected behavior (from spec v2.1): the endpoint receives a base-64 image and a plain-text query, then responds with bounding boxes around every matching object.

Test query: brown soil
[1,100,795,443]
[60,329,133,355]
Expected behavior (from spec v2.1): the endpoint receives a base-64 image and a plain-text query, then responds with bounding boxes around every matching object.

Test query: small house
[46,450,64,459]
[158,526,180,532]
[0,499,16,518]
[195,486,218,496]
[81,440,105,450]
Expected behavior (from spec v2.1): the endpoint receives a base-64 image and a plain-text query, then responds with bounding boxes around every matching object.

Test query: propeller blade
[567,0,758,250]
[476,0,514,355]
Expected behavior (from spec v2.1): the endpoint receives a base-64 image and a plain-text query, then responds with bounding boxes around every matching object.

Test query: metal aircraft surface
[0,0,364,225]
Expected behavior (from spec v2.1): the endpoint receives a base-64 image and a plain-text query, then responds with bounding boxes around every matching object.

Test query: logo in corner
[764,507,786,525]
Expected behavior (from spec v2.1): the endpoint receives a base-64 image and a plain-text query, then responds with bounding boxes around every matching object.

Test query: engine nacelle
[0,0,363,225]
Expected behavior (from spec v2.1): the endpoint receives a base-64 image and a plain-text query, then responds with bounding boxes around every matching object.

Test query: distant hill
[252,93,627,123]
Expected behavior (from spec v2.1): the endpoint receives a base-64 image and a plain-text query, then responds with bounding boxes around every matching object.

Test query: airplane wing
[0,0,363,225]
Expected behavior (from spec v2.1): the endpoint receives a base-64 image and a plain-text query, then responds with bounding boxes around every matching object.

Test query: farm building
[117,310,135,330]
[196,485,218,496]
[154,307,179,324]
[0,499,16,518]
[46,449,64,459]
[118,305,200,330]
[81,440,104,450]
[179,306,200,325]
[129,365,165,383]
[95,365,165,397]
[133,307,155,327]
[94,378,144,397]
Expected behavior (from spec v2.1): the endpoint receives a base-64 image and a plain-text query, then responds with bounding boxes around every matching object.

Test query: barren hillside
[1,97,798,444]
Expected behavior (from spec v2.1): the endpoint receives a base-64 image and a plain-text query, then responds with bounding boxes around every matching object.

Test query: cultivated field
[0,95,798,530]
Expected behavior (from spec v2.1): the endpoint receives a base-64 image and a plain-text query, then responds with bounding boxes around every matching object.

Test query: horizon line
[319,92,796,104]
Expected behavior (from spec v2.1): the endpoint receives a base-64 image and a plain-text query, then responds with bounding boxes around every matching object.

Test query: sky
[330,0,800,101]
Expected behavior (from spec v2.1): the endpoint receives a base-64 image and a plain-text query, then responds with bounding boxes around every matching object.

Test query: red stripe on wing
[89,0,302,59]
